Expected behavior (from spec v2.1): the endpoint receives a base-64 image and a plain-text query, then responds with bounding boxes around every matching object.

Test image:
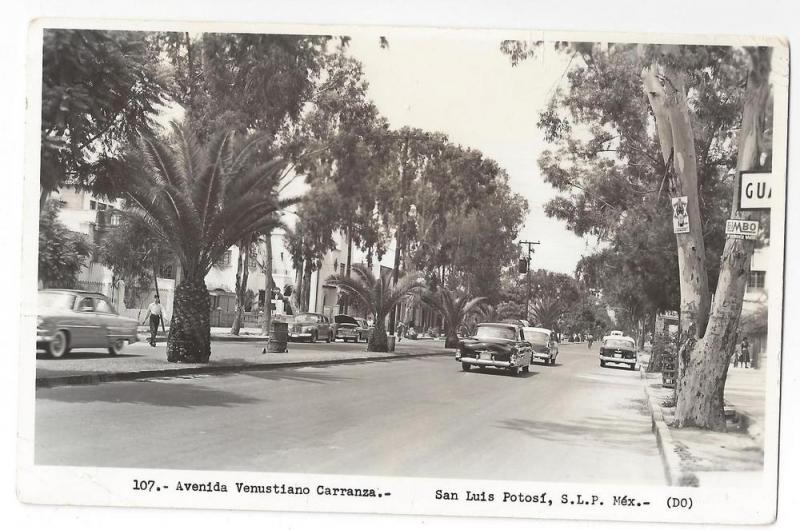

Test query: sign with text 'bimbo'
[725,219,759,240]
[739,171,772,210]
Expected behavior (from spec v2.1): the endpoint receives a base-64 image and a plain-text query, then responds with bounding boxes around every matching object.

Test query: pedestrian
[142,294,165,347]
[587,333,594,349]
[740,337,751,369]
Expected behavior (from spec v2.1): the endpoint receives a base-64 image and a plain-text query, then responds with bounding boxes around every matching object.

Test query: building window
[89,200,97,210]
[747,270,766,290]
[215,250,232,268]
[98,203,107,211]
[110,213,120,226]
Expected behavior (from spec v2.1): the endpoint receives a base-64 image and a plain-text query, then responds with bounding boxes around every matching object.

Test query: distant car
[36,289,139,358]
[288,312,333,343]
[599,336,638,369]
[456,322,533,376]
[334,314,363,343]
[523,326,559,365]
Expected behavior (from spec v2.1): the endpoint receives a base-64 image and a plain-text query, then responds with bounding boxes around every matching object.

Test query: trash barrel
[267,321,289,353]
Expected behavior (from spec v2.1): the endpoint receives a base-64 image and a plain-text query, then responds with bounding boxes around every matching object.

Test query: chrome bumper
[600,355,636,364]
[456,355,513,368]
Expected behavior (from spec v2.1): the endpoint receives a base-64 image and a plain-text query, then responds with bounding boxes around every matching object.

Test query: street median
[36,341,453,389]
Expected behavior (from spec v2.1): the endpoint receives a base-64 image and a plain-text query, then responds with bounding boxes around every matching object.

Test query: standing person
[740,337,751,369]
[142,294,165,347]
[587,333,594,349]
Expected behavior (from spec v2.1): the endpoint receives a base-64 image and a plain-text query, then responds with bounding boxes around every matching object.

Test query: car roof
[523,326,552,334]
[39,289,105,297]
[478,322,519,330]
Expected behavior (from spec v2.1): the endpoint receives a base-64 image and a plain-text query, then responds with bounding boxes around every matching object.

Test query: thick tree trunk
[167,276,211,363]
[674,48,772,430]
[444,330,460,349]
[290,262,303,315]
[230,239,251,335]
[643,62,712,339]
[368,316,388,352]
[301,260,313,312]
[262,232,273,335]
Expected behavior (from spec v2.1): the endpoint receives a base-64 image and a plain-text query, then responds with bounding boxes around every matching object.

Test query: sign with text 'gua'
[725,219,759,240]
[739,171,772,210]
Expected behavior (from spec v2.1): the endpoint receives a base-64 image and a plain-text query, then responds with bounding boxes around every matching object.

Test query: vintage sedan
[599,336,638,369]
[523,326,559,365]
[36,289,139,358]
[334,314,362,343]
[456,322,533,376]
[288,312,334,343]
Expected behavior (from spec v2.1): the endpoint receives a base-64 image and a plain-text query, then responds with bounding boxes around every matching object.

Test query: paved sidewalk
[36,338,451,387]
[639,353,766,487]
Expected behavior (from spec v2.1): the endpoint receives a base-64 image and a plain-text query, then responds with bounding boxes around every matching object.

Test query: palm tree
[421,287,486,349]
[119,122,296,362]
[327,264,422,352]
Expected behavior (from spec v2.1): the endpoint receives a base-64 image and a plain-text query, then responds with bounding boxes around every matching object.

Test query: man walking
[740,336,751,369]
[142,294,166,347]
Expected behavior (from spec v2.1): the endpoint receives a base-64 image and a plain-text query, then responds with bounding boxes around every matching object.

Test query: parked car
[354,317,372,342]
[523,326,559,365]
[456,322,533,376]
[36,289,139,358]
[334,314,362,343]
[599,336,638,369]
[288,312,333,342]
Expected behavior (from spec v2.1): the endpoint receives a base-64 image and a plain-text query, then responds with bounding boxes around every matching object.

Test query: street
[36,343,665,484]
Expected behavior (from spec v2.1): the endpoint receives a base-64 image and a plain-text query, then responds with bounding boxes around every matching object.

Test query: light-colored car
[334,314,362,343]
[523,326,559,365]
[599,335,638,369]
[36,289,139,358]
[288,312,333,342]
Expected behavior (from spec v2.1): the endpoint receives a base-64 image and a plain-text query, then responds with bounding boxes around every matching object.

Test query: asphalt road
[35,343,665,484]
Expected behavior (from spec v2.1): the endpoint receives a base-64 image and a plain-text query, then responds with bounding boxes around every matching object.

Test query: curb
[137,335,269,343]
[36,350,454,389]
[639,366,700,487]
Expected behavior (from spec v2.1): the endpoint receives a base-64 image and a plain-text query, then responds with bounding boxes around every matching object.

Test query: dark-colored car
[334,314,362,343]
[36,289,139,358]
[288,312,333,343]
[599,336,638,369]
[455,322,533,376]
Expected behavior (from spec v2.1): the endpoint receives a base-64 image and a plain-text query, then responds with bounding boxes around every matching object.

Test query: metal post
[520,240,540,323]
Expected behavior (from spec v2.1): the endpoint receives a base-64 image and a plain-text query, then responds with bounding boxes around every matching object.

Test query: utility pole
[520,240,540,323]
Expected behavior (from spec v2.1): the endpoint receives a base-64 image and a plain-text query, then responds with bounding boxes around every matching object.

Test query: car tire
[510,366,521,376]
[461,362,471,371]
[311,331,317,343]
[600,360,606,367]
[326,332,331,343]
[108,338,125,356]
[522,365,530,373]
[47,330,70,359]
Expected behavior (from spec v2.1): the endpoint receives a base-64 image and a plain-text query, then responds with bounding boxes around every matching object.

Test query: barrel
[267,321,289,353]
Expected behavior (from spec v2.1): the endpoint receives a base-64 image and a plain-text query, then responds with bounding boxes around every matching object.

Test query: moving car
[599,335,638,369]
[523,326,559,365]
[36,289,139,358]
[289,312,333,342]
[456,322,533,376]
[333,314,362,343]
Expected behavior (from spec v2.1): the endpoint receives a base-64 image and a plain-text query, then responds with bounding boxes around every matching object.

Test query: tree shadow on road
[36,350,148,360]
[242,368,354,384]
[36,379,264,408]
[496,399,656,455]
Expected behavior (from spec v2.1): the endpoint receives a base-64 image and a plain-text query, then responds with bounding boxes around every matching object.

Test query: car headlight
[37,317,45,327]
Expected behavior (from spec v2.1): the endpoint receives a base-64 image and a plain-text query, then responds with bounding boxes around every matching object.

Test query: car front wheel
[108,339,125,356]
[461,362,471,371]
[47,330,70,359]
[600,360,606,367]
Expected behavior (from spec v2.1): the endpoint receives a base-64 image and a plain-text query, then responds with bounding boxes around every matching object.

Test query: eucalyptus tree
[40,29,168,205]
[118,123,296,362]
[503,41,776,429]
[327,264,422,352]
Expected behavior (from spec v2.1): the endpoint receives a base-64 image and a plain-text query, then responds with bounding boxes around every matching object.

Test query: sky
[345,34,600,275]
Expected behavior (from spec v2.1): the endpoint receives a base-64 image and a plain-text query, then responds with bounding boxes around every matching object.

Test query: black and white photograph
[15,12,791,527]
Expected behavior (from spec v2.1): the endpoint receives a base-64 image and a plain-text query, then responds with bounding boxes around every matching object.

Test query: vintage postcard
[18,17,789,526]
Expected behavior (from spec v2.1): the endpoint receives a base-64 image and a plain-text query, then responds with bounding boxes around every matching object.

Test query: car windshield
[334,315,358,324]
[38,292,75,310]
[526,331,551,344]
[605,338,635,349]
[474,325,516,340]
[294,314,318,323]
